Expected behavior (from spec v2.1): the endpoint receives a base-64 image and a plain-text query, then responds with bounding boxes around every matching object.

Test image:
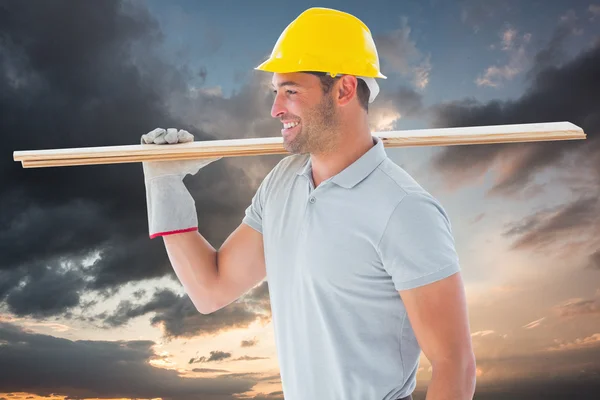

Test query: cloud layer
[0,0,282,321]
[0,321,267,400]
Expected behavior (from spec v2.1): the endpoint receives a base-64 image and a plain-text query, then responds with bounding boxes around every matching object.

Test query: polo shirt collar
[296,136,387,189]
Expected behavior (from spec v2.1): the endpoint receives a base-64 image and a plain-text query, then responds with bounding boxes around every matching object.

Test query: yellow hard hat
[255,7,387,83]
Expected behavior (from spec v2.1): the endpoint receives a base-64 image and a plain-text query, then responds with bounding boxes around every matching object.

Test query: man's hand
[141,127,195,145]
[140,128,221,239]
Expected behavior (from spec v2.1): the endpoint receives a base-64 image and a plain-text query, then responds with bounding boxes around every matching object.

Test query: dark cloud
[589,249,600,270]
[526,11,575,80]
[190,352,269,364]
[233,355,269,361]
[412,340,600,399]
[373,15,432,90]
[0,0,283,319]
[429,33,599,198]
[393,86,424,117]
[246,392,284,400]
[243,281,272,313]
[133,288,147,299]
[413,378,600,400]
[190,350,231,364]
[103,288,181,328]
[193,368,231,373]
[149,292,268,339]
[241,337,259,347]
[4,260,85,317]
[100,282,271,338]
[426,19,600,265]
[552,297,600,317]
[0,321,265,400]
[0,0,177,314]
[502,195,600,252]
[372,85,425,122]
[374,19,422,78]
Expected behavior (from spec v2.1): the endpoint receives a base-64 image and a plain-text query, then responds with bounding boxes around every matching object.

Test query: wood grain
[14,122,586,168]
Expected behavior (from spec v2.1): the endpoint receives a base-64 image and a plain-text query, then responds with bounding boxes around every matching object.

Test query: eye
[271,89,297,96]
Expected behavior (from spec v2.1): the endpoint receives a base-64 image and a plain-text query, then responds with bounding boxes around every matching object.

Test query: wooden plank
[20,148,289,168]
[14,122,586,168]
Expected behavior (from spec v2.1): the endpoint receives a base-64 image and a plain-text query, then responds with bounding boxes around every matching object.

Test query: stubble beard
[283,92,340,155]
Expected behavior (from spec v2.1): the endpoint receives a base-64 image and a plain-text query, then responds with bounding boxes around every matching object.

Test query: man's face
[270,72,339,154]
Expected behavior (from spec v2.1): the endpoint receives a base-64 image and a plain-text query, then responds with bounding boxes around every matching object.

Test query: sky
[1,0,599,399]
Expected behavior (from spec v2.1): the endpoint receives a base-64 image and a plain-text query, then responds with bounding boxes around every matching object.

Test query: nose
[271,92,286,119]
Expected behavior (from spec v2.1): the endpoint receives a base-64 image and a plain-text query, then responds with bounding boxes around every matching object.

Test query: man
[141,7,477,400]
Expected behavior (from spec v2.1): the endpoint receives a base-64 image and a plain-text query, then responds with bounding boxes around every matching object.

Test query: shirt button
[309,196,316,203]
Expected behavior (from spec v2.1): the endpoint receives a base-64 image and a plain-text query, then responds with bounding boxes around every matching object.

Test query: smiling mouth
[281,121,301,135]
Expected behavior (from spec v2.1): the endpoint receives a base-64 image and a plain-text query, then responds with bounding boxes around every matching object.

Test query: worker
[140,7,477,400]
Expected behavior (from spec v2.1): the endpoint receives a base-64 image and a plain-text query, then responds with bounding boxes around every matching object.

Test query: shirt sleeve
[378,191,461,291]
[242,164,278,234]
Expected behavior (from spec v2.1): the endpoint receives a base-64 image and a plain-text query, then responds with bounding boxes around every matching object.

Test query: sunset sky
[1,0,600,399]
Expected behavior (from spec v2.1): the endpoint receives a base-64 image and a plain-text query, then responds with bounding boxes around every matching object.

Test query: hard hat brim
[254,58,387,80]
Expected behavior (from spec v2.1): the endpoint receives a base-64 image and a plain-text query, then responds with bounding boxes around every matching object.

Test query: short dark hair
[304,71,369,112]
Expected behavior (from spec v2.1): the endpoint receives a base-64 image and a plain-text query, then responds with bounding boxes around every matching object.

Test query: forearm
[140,128,224,313]
[163,230,219,314]
[425,359,477,400]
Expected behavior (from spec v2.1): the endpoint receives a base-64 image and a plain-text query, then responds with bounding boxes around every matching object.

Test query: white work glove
[141,128,221,239]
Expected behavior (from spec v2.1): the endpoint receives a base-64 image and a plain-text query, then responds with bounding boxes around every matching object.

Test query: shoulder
[372,158,449,219]
[371,158,433,200]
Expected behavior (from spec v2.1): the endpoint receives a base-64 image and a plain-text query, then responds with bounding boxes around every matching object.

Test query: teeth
[284,121,299,129]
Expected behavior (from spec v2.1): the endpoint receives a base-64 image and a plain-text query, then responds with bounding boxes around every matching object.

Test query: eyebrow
[271,81,302,89]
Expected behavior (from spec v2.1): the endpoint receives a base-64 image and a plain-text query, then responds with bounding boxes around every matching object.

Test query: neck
[310,116,374,187]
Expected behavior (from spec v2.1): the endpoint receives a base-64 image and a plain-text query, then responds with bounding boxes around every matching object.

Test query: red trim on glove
[150,227,197,239]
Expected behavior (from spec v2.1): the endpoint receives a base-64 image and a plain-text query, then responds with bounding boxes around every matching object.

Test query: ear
[335,75,358,107]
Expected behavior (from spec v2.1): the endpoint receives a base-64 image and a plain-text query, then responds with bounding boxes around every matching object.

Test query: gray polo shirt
[242,136,461,400]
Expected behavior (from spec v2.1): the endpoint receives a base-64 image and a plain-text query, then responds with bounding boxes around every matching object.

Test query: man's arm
[399,271,477,400]
[163,222,266,315]
[140,128,270,316]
